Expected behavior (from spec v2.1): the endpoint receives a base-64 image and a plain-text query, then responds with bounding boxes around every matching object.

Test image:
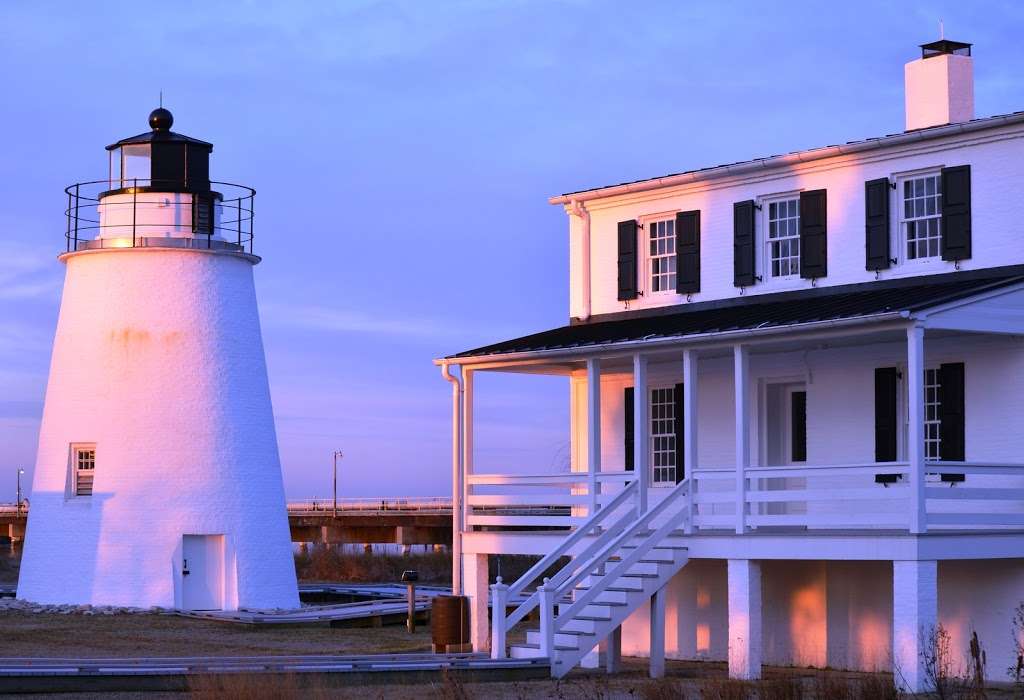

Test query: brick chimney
[904,39,974,131]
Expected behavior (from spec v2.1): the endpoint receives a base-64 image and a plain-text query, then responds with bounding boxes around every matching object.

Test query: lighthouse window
[120,145,151,187]
[73,445,96,497]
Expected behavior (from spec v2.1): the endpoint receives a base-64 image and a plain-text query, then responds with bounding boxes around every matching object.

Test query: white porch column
[462,369,474,539]
[441,363,464,595]
[906,325,927,534]
[893,560,938,693]
[586,358,602,515]
[649,585,667,678]
[727,559,762,680]
[682,349,698,534]
[733,345,750,534]
[633,353,649,514]
[463,553,490,653]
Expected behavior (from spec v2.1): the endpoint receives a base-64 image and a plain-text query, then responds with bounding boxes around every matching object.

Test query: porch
[437,272,1024,689]
[452,318,1024,541]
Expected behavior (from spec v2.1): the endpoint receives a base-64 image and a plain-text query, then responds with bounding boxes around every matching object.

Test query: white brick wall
[17,248,299,610]
[567,124,1024,319]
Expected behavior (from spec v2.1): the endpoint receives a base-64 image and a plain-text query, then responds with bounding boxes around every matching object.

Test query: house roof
[446,266,1024,360]
[549,111,1024,205]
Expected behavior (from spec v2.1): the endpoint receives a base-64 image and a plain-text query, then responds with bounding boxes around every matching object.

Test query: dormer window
[646,218,676,293]
[901,173,942,261]
[765,196,800,279]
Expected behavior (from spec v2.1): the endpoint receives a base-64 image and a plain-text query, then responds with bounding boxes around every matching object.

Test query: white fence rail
[467,461,1024,534]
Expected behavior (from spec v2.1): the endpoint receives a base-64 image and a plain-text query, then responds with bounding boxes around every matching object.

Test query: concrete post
[727,559,762,680]
[606,625,622,673]
[893,560,938,693]
[650,586,667,678]
[463,553,490,653]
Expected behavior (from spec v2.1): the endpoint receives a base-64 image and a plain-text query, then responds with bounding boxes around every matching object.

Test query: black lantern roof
[920,39,972,59]
[104,108,212,195]
[105,108,213,152]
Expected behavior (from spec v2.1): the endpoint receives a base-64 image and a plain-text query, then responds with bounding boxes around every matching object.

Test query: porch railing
[467,461,1024,534]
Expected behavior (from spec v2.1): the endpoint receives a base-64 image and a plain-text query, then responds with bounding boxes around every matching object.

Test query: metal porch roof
[446,266,1024,360]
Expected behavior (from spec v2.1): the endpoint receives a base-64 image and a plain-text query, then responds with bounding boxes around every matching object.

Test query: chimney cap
[920,39,972,59]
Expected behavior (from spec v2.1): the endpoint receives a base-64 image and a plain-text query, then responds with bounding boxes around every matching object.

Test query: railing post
[907,324,927,534]
[734,345,750,534]
[490,576,509,659]
[683,349,698,534]
[65,190,72,253]
[73,184,80,248]
[131,179,138,247]
[586,357,602,516]
[538,577,555,657]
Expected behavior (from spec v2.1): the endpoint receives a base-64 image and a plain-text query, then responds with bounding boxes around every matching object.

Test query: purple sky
[2,2,1023,500]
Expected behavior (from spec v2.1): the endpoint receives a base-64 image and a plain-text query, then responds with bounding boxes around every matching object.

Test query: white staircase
[490,479,690,678]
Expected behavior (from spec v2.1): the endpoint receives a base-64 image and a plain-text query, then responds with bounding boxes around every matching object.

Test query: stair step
[512,642,578,652]
[575,614,611,622]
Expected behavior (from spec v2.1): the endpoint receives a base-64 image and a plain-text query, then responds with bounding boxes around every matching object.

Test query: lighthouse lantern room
[17,109,299,611]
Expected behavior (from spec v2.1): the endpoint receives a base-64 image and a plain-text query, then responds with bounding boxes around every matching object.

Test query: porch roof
[446,266,1024,361]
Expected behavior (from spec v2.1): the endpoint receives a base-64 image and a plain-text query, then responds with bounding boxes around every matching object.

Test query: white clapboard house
[436,40,1024,691]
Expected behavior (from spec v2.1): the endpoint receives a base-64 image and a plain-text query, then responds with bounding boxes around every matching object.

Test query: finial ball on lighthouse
[149,107,173,131]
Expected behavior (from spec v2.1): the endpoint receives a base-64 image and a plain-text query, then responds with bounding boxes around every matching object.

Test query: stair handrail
[555,478,690,625]
[493,481,639,653]
[504,480,639,601]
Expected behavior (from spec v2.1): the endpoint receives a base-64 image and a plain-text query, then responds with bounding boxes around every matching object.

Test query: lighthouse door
[182,535,225,610]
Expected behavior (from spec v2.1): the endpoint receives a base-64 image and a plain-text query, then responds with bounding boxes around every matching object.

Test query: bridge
[0,496,569,548]
[0,499,456,548]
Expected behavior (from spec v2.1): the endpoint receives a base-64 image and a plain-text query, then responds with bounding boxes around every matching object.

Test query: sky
[2,0,1024,501]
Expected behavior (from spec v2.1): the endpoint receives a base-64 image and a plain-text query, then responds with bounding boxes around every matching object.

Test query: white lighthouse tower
[17,108,299,611]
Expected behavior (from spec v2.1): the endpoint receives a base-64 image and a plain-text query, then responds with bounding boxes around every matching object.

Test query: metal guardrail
[64,178,255,255]
[287,497,452,515]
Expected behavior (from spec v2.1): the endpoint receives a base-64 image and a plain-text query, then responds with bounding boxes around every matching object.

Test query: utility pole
[16,468,24,518]
[333,451,343,518]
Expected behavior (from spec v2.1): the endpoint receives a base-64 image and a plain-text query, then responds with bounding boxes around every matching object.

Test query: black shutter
[674,383,685,482]
[791,391,807,463]
[874,368,899,462]
[617,220,638,300]
[624,386,635,471]
[676,211,700,294]
[733,200,756,287]
[939,362,966,461]
[799,189,828,279]
[865,178,891,271]
[941,165,972,262]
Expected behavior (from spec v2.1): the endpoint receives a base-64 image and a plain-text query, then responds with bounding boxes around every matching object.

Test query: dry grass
[0,609,433,658]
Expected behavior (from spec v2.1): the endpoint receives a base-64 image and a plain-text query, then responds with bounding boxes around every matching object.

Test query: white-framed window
[650,387,676,485]
[923,368,941,462]
[72,444,96,497]
[646,218,676,293]
[899,368,943,462]
[764,197,800,279]
[900,172,942,261]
